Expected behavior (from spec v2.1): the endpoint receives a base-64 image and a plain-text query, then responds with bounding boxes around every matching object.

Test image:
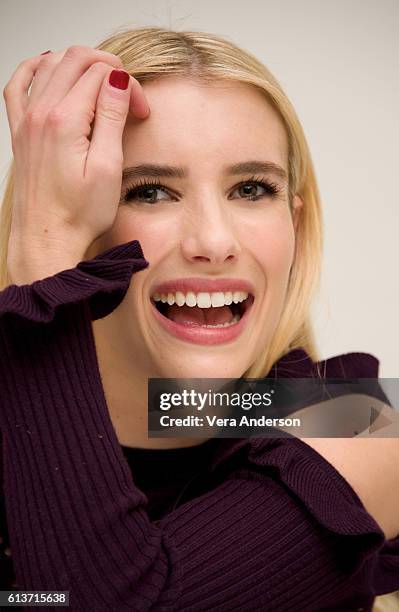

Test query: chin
[155,357,247,380]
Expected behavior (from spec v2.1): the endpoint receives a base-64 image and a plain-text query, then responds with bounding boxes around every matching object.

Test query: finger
[60,62,149,124]
[3,53,47,137]
[55,61,117,133]
[128,77,150,119]
[86,69,132,173]
[29,48,149,119]
[30,46,124,112]
[28,49,67,105]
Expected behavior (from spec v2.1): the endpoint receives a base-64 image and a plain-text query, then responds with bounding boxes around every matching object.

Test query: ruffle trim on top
[249,435,399,590]
[0,240,149,323]
[209,347,383,476]
[208,432,399,591]
[208,349,399,590]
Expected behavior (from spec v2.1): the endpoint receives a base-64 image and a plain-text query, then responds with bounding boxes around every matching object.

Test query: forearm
[0,300,179,610]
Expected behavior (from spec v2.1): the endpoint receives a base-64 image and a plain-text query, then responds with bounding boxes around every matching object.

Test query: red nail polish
[109,69,129,90]
[40,50,51,55]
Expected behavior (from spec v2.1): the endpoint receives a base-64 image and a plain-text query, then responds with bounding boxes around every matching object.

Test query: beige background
[0,0,398,376]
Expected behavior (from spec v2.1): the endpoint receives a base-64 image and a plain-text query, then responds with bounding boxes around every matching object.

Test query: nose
[180,195,241,266]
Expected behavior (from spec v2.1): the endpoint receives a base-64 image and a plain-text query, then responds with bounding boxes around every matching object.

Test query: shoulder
[211,434,399,542]
[263,348,399,539]
[302,436,399,540]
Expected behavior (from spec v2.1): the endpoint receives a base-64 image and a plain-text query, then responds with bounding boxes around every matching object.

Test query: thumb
[87,69,131,170]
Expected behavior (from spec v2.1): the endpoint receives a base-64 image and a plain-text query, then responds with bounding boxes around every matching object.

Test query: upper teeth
[152,291,249,308]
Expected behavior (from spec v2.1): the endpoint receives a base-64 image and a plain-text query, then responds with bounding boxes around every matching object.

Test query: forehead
[122,77,288,172]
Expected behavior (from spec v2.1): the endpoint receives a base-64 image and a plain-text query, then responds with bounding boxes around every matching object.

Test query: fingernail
[40,50,51,55]
[109,69,129,90]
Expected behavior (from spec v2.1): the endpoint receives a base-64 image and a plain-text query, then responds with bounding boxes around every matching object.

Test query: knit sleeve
[1,242,399,611]
[0,239,149,322]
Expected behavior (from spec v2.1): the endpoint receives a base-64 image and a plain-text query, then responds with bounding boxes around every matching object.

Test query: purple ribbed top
[0,239,398,611]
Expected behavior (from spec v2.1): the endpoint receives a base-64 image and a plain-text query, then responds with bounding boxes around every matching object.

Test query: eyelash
[121,175,282,205]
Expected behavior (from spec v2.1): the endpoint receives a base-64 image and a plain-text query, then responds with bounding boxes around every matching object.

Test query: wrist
[8,257,82,286]
[7,234,89,286]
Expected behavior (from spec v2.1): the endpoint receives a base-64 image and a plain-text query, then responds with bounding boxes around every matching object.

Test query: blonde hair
[0,27,396,609]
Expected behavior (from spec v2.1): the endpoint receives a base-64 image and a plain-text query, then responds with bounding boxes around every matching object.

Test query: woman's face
[90,77,302,380]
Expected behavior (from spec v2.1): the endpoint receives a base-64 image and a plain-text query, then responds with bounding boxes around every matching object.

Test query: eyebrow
[122,160,288,183]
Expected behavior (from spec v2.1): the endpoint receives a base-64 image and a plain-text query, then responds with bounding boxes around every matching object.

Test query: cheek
[103,209,171,262]
[246,212,296,282]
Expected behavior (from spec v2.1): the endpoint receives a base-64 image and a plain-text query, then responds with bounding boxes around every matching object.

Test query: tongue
[165,304,234,326]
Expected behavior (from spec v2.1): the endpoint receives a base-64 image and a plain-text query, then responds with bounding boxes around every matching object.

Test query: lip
[150,293,255,345]
[150,277,255,297]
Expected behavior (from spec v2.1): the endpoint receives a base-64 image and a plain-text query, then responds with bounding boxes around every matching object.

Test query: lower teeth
[201,313,241,328]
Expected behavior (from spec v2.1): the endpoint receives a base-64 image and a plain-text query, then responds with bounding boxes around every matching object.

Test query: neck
[91,319,209,450]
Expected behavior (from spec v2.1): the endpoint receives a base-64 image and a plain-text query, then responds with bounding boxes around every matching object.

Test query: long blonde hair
[0,28,396,609]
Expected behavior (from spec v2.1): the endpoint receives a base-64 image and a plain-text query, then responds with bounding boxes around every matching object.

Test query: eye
[121,175,282,206]
[231,177,281,202]
[122,180,173,205]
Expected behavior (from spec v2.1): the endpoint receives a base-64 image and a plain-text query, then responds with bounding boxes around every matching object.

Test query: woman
[0,27,398,611]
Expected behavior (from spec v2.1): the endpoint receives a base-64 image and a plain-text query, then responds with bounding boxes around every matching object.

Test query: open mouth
[150,293,255,329]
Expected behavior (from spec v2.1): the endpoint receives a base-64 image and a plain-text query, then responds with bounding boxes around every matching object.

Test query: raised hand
[3,45,150,284]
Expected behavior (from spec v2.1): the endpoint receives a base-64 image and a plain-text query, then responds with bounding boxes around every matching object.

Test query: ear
[291,194,303,234]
